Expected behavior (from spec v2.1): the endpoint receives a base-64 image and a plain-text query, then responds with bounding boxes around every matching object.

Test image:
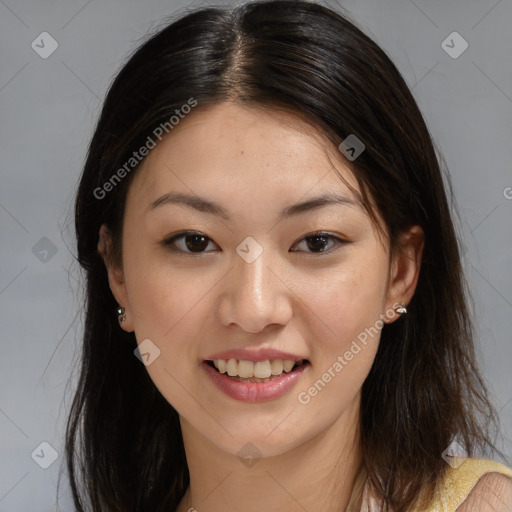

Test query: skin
[98,101,424,512]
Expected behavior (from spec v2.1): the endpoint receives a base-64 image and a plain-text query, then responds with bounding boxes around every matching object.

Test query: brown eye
[163,231,218,255]
[291,232,348,254]
[162,230,349,257]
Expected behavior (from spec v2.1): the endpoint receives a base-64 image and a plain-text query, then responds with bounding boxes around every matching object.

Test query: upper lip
[204,348,307,363]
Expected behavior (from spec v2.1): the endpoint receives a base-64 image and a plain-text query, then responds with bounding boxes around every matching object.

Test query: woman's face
[100,101,422,458]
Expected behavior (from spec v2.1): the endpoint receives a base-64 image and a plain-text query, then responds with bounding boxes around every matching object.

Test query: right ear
[97,224,134,332]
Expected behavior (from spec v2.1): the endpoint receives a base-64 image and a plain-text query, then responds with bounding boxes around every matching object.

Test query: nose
[217,246,293,333]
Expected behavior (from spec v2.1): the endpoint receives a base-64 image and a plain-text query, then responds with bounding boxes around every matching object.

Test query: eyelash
[161,230,350,257]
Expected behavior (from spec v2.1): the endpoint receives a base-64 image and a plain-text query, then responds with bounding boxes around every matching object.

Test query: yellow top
[348,457,512,511]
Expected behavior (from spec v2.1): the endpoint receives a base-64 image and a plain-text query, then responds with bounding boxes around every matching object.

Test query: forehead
[126,101,361,211]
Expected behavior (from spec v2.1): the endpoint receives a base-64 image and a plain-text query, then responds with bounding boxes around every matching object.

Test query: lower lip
[202,361,309,403]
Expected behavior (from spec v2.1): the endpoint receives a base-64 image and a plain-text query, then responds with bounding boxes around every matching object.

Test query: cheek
[296,252,389,406]
[127,264,209,342]
[296,264,386,415]
[123,256,216,408]
[122,239,199,340]
[303,251,390,338]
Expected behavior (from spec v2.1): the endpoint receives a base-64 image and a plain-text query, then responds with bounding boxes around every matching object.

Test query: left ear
[383,224,424,324]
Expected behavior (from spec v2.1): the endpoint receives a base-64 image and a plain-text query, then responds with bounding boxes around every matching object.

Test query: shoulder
[456,471,512,511]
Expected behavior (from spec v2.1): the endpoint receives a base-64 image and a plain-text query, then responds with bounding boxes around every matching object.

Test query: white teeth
[212,358,304,378]
[226,359,237,376]
[270,359,283,375]
[283,360,295,372]
[254,361,272,378]
[238,360,254,378]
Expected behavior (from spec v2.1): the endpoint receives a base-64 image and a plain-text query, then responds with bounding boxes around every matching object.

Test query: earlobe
[384,225,424,324]
[97,224,134,332]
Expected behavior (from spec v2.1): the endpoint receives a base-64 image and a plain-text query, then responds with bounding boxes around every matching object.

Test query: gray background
[1,0,511,510]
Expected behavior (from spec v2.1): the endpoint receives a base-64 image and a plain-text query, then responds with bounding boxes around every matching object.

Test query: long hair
[66,1,507,510]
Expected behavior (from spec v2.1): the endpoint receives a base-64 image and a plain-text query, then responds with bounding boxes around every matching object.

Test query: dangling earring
[395,303,407,315]
[117,306,126,323]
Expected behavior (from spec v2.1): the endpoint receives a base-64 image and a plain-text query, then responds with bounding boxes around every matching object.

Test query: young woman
[66,1,512,510]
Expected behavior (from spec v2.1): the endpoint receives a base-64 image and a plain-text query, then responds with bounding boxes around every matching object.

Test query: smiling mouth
[205,358,310,382]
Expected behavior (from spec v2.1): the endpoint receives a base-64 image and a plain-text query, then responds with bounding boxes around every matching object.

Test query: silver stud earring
[117,306,126,323]
[395,303,408,315]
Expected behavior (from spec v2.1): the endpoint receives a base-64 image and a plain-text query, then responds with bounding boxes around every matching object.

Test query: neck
[176,393,363,512]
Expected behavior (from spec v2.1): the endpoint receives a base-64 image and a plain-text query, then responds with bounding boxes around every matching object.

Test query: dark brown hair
[65,1,507,510]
